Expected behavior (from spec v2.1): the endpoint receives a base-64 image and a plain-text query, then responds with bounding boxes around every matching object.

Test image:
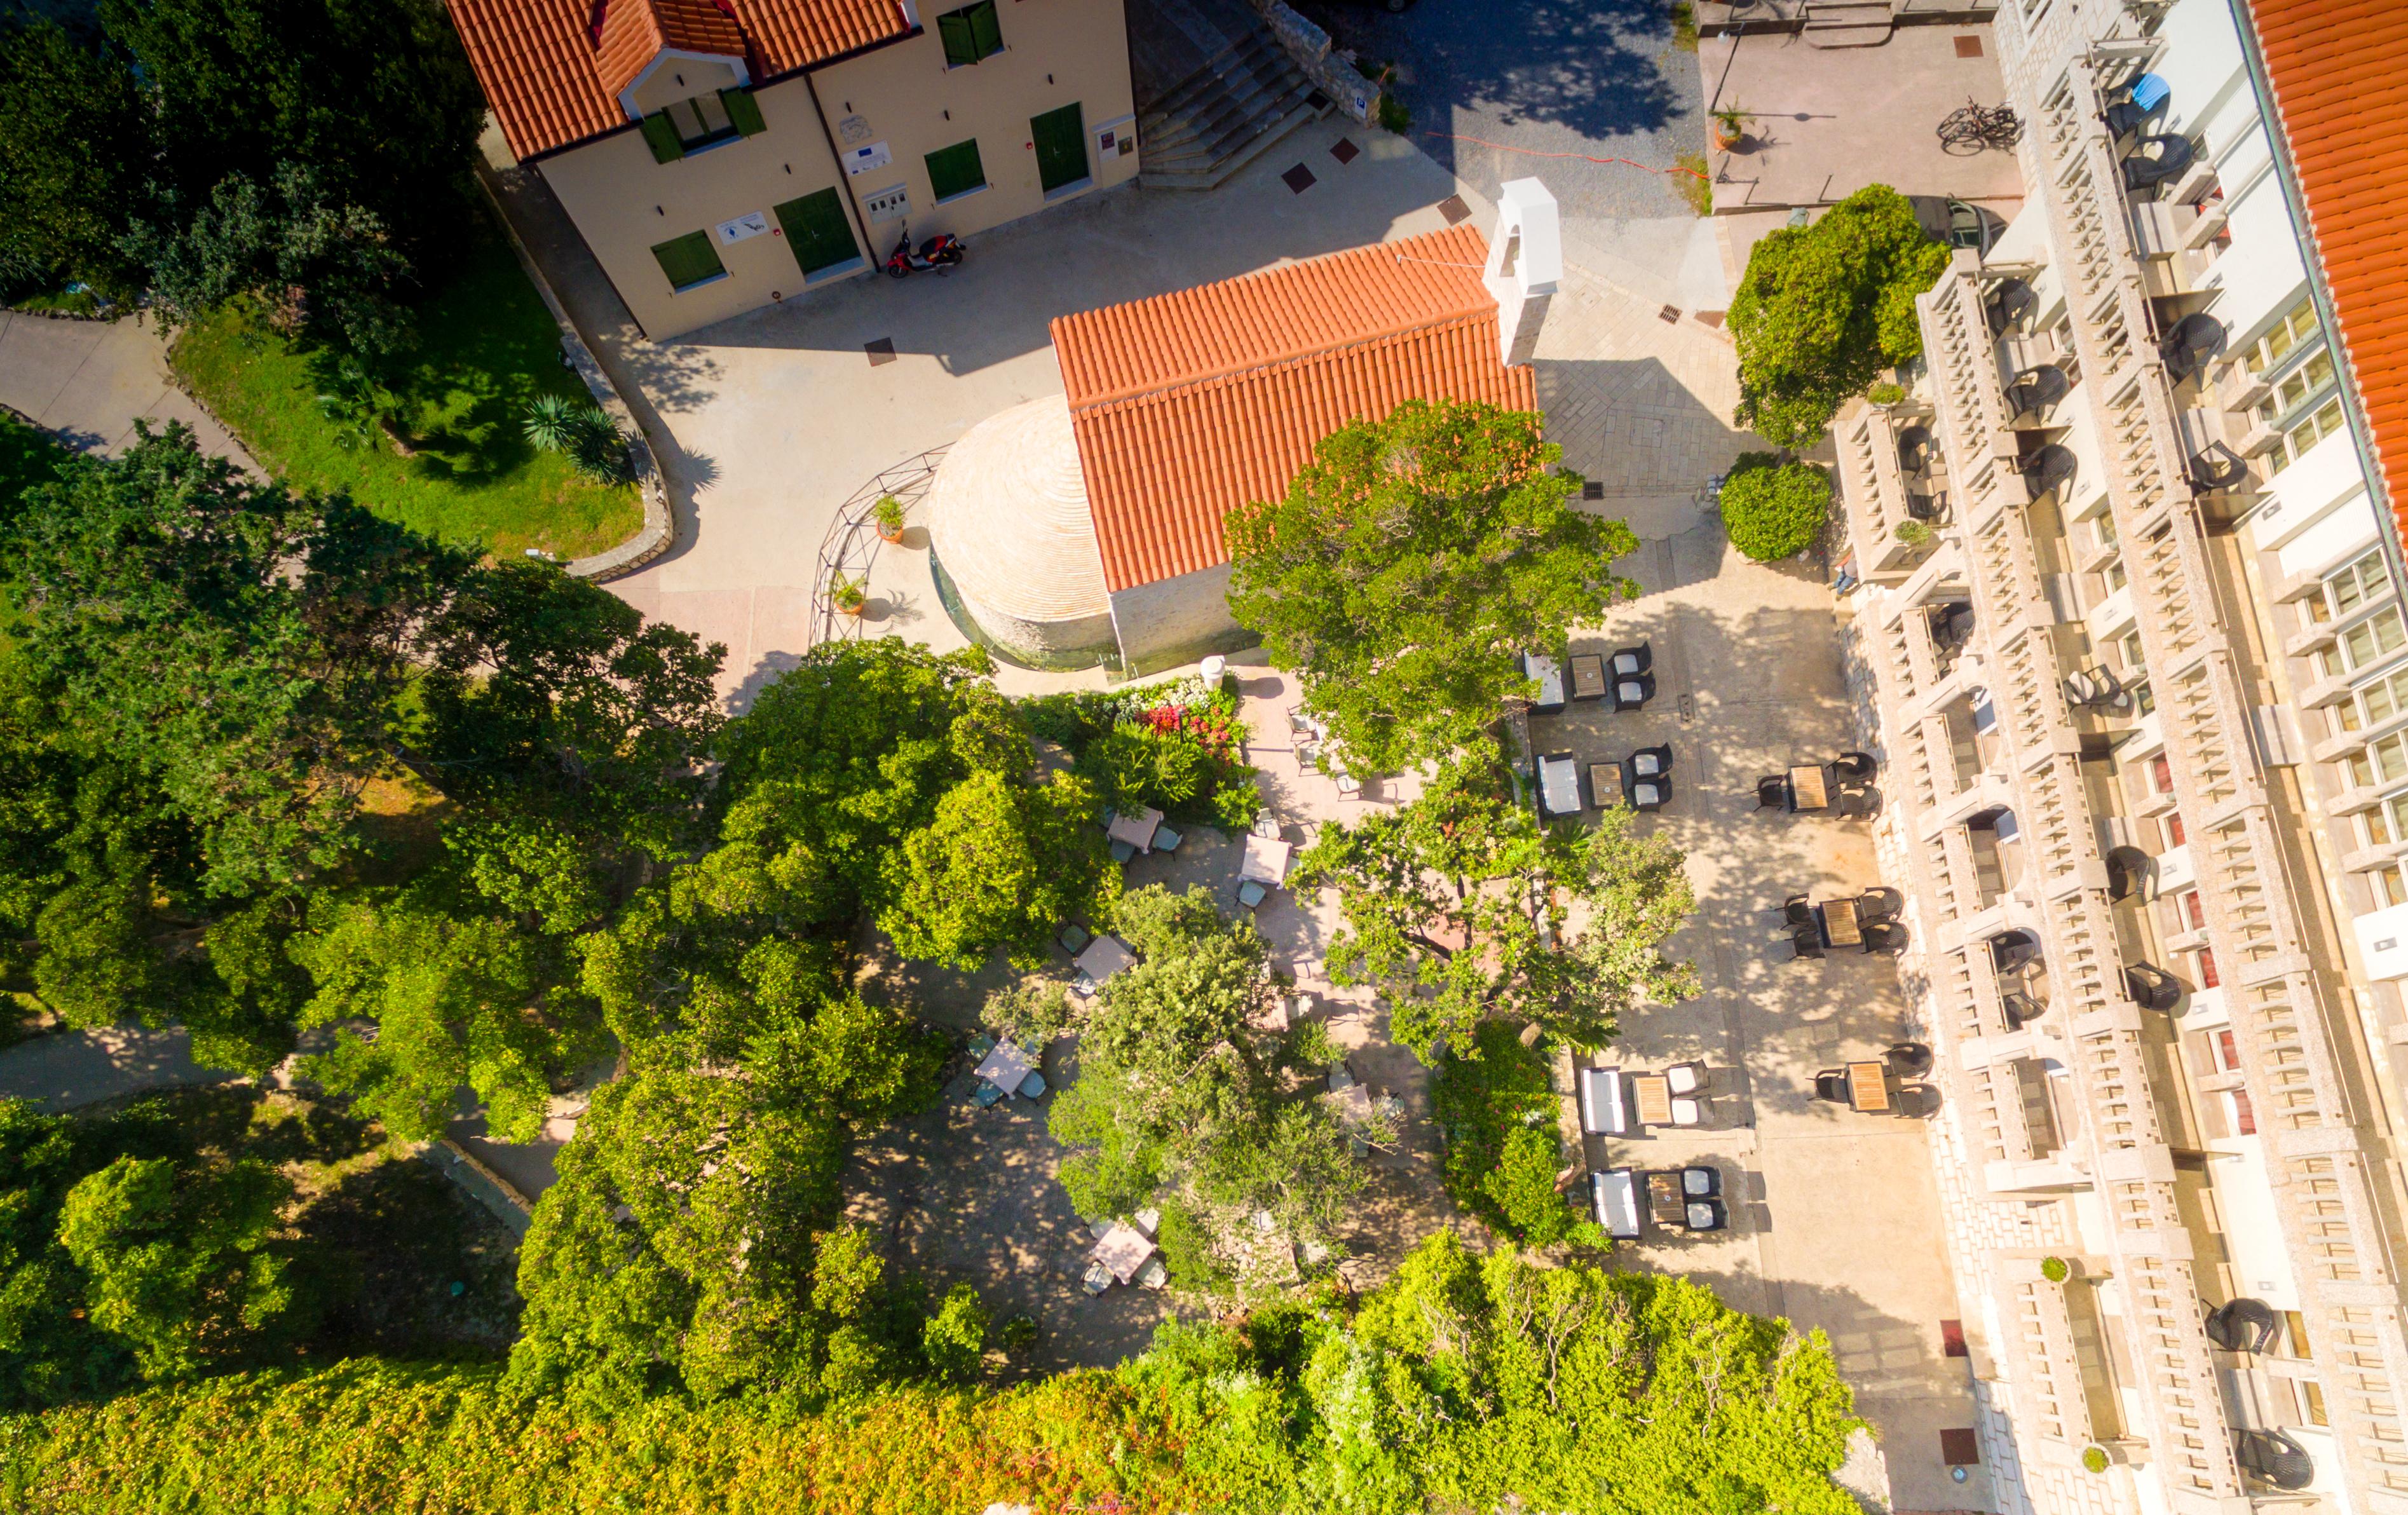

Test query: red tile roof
[447,0,910,160]
[2248,0,2408,547]
[1052,224,1539,594]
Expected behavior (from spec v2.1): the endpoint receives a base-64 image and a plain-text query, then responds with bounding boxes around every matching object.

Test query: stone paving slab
[0,310,254,466]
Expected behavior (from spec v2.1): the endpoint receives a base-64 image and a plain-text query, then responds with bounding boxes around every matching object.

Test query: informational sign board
[843,141,892,177]
[716,211,770,245]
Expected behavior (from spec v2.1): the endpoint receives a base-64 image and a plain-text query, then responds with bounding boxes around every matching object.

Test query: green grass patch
[1670,0,1698,51]
[10,287,103,318]
[1675,151,1713,215]
[168,216,643,561]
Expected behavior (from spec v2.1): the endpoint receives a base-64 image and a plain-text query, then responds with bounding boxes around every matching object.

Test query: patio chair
[1684,1199,1727,1232]
[2235,1429,2315,1492]
[1626,774,1669,812]
[1335,771,1362,797]
[1776,893,1814,928]
[972,1082,1007,1108]
[1832,787,1882,820]
[1017,1071,1048,1099]
[2001,989,2046,1028]
[1668,1097,1703,1127]
[2062,665,2126,709]
[1886,1041,1935,1077]
[1152,825,1183,853]
[1680,1165,1720,1199]
[1610,643,1652,677]
[1813,1070,1851,1103]
[2159,311,2228,386]
[1110,839,1137,864]
[1629,744,1673,778]
[1856,886,1904,924]
[1834,751,1878,783]
[1893,1084,1942,1119]
[1861,921,1910,955]
[1235,879,1269,911]
[2206,1296,2282,1354]
[2125,961,2184,1011]
[1754,775,1788,812]
[1666,1062,1706,1096]
[2121,132,2195,192]
[1058,923,1092,955]
[2187,440,2249,493]
[1288,707,1317,735]
[1786,928,1826,963]
[1252,813,1282,839]
[1613,672,1657,710]
[1080,1260,1115,1296]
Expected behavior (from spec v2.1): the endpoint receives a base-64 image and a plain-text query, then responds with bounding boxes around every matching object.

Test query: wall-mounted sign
[1093,115,1136,161]
[837,113,873,145]
[843,140,892,177]
[716,211,771,245]
[862,184,911,223]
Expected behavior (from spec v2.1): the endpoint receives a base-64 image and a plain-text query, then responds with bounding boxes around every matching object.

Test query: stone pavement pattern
[0,310,254,467]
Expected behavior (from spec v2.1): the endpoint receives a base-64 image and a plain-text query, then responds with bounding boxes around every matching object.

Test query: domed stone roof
[923,393,1115,660]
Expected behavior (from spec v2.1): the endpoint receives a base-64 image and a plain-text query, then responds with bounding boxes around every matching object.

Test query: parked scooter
[884,224,966,278]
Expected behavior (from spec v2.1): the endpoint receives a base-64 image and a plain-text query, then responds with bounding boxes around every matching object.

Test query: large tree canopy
[1225,400,1639,776]
[1729,184,1950,448]
[0,20,149,301]
[1050,887,1361,1286]
[1295,756,1699,1060]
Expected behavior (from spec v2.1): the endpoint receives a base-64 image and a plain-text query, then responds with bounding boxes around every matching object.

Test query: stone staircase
[1132,1,1323,191]
[1802,0,1894,45]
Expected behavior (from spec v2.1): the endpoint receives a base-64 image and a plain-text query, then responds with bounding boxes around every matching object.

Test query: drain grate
[865,337,897,365]
[1281,163,1317,194]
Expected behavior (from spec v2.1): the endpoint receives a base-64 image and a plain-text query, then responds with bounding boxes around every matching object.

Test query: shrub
[1867,381,1905,406]
[1720,455,1831,561]
[1282,1021,1342,1071]
[1479,1124,1579,1247]
[1377,92,1410,134]
[1429,1022,1560,1242]
[1731,184,1950,447]
[983,979,1074,1044]
[1153,1200,1231,1294]
[920,1284,989,1383]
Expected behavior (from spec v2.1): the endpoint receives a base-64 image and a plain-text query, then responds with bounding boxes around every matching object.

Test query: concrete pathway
[0,1024,236,1113]
[0,309,254,466]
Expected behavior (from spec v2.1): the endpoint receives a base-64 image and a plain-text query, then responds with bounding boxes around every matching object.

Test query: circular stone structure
[923,393,1115,663]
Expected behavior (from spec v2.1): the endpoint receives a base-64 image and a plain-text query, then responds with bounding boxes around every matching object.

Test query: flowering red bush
[1141,705,1238,757]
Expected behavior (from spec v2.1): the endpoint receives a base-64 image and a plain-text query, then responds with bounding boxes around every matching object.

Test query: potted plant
[1711,105,1751,151]
[2080,1442,2114,1474]
[871,494,907,543]
[2039,1255,2071,1283]
[1895,519,1935,549]
[830,573,867,616]
[1868,381,1905,408]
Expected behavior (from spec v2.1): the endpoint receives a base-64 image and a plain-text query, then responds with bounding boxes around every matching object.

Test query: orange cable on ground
[1421,132,1711,180]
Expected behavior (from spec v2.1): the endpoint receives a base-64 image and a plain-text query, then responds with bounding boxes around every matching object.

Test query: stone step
[1802,21,1891,45]
[1137,21,1316,189]
[1802,0,1892,43]
[1139,103,1317,190]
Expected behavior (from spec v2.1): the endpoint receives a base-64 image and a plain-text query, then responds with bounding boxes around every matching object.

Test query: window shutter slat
[639,111,685,162]
[939,10,975,66]
[719,87,766,137]
[968,0,1002,58]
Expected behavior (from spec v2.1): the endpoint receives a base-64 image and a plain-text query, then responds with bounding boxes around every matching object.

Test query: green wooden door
[1030,102,1088,193]
[775,189,859,276]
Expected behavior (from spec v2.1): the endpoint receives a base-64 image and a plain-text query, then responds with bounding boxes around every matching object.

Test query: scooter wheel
[886,264,908,279]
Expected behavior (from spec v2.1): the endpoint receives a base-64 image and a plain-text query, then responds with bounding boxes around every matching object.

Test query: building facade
[449,0,1139,339]
[1832,1,2408,1512]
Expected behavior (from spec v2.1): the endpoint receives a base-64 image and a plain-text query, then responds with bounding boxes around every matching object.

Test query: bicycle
[1937,99,2023,154]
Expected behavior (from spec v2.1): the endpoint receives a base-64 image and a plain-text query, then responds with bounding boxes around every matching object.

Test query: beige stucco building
[449,0,1139,339]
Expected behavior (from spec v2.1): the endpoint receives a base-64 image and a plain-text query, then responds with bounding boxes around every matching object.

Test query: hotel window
[2165,811,2185,847]
[2128,677,2155,717]
[2321,604,2408,679]
[2346,729,2408,791]
[2308,550,2392,624]
[2196,946,2220,989]
[2374,862,2408,909]
[2151,753,2175,794]
[2365,789,2408,848]
[2243,297,2319,376]
[2180,888,2206,930]
[2346,665,2408,735]
[2230,1086,2257,1135]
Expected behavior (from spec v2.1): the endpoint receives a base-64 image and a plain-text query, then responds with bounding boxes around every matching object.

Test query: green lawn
[170,214,644,560]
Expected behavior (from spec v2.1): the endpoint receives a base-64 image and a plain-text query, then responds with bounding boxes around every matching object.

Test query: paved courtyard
[0,309,253,466]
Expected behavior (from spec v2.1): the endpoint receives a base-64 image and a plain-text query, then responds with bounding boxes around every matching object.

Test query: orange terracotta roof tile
[447,0,908,160]
[2248,0,2408,548]
[1053,224,1539,593]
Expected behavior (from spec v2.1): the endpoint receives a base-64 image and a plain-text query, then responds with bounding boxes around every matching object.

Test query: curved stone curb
[473,171,674,583]
[423,1138,535,1239]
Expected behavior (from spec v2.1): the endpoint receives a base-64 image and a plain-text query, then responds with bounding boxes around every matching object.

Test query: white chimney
[1484,179,1561,367]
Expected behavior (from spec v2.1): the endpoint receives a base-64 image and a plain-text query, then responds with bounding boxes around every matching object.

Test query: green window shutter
[939,9,976,66]
[639,111,686,163]
[1030,101,1088,193]
[651,230,725,291]
[719,87,766,137]
[925,139,985,202]
[967,0,1002,58]
[773,188,860,276]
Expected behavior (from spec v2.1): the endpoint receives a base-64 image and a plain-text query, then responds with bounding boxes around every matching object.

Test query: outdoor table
[1092,1221,1157,1285]
[1846,1059,1893,1114]
[1788,764,1829,812]
[1568,654,1607,702]
[1590,761,1623,811]
[1073,934,1136,994]
[1106,806,1164,852]
[1818,897,1862,948]
[1240,832,1293,885]
[1646,1170,1685,1228]
[974,1040,1033,1094]
[1631,1073,1674,1128]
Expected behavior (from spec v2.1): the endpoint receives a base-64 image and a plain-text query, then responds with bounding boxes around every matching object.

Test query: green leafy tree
[10,426,476,892]
[0,20,149,301]
[55,1153,301,1381]
[1720,452,1832,562]
[0,1102,129,1407]
[716,640,1021,925]
[880,767,1117,970]
[1049,887,1360,1270]
[920,1283,989,1383]
[1225,399,1640,775]
[1730,184,1950,447]
[1295,757,1699,1060]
